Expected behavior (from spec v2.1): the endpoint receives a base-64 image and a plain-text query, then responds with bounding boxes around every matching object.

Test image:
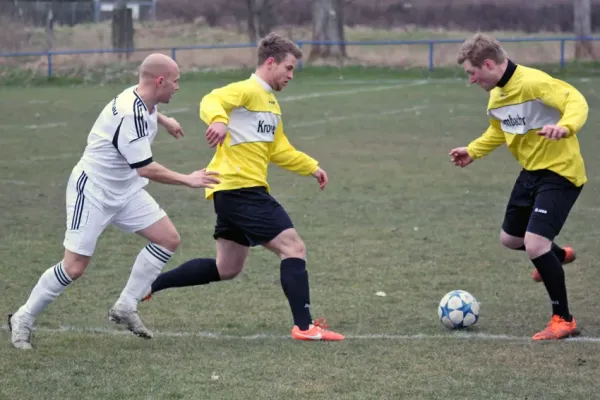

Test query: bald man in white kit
[8,53,220,350]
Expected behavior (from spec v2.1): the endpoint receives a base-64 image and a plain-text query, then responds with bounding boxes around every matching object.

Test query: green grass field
[1,69,600,399]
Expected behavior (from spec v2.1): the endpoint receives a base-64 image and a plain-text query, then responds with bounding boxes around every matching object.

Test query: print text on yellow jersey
[466,61,588,187]
[200,74,319,199]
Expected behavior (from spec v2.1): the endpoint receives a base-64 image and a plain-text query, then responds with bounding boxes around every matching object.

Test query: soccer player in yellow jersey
[143,33,344,341]
[450,33,588,340]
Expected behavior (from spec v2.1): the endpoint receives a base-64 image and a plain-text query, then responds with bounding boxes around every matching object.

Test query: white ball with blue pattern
[438,290,480,329]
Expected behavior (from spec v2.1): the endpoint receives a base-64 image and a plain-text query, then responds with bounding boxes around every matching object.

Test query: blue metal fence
[1,37,600,78]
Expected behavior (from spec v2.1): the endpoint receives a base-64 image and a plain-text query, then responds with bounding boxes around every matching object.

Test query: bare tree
[246,0,258,42]
[309,0,346,60]
[574,0,594,59]
[11,0,24,22]
[245,0,277,43]
[112,0,134,60]
[45,4,54,51]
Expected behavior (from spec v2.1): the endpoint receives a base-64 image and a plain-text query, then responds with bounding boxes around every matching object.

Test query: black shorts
[502,169,583,241]
[212,186,294,247]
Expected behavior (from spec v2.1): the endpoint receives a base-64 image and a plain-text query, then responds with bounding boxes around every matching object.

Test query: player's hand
[206,122,228,148]
[449,147,474,168]
[312,167,328,191]
[161,116,184,139]
[537,125,568,140]
[185,168,220,188]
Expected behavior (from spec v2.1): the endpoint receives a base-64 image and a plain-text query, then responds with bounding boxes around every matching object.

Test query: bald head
[136,53,181,106]
[139,53,178,80]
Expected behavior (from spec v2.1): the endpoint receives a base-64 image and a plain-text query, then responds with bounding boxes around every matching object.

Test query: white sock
[19,261,72,319]
[115,243,173,310]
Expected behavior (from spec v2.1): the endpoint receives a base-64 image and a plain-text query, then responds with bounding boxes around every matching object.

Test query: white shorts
[63,170,167,256]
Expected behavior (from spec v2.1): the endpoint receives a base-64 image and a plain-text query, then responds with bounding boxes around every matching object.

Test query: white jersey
[75,85,158,208]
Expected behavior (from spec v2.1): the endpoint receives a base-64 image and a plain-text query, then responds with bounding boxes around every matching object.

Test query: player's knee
[500,230,524,250]
[216,262,244,280]
[523,233,552,259]
[62,255,90,280]
[215,239,249,280]
[281,237,306,259]
[156,230,181,253]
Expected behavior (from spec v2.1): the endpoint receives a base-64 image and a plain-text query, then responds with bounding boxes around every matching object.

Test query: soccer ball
[438,290,480,329]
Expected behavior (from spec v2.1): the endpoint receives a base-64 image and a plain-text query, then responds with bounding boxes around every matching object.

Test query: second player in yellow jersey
[450,33,587,341]
[464,58,588,187]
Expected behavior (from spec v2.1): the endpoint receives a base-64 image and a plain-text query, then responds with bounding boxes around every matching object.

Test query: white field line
[24,122,68,130]
[0,110,189,133]
[0,179,60,187]
[162,107,192,115]
[279,80,428,102]
[303,78,463,86]
[0,122,68,130]
[0,153,78,165]
[27,153,77,161]
[28,99,67,105]
[0,179,35,186]
[0,324,599,343]
[288,104,428,130]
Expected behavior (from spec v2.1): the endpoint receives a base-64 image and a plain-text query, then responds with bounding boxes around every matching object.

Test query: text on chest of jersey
[488,99,561,135]
[228,108,281,146]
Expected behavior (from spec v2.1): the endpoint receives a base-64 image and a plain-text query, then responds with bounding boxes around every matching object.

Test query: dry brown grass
[2,21,597,77]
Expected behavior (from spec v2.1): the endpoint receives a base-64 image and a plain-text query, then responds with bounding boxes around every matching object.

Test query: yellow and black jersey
[467,60,588,187]
[200,74,319,199]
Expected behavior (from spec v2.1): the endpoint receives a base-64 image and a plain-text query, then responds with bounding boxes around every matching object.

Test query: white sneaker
[107,306,153,339]
[8,312,34,350]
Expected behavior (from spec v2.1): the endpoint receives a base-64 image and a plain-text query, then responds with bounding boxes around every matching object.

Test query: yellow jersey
[467,61,588,187]
[200,74,320,199]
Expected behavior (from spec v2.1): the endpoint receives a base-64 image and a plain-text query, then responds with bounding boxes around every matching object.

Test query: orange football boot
[532,315,579,340]
[291,318,344,341]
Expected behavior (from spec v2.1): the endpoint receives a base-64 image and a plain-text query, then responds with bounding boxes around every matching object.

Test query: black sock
[531,251,572,321]
[151,258,220,293]
[551,243,566,263]
[280,258,312,331]
[515,244,566,263]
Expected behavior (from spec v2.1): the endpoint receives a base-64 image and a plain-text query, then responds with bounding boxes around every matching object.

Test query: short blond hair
[457,33,507,67]
[257,32,303,65]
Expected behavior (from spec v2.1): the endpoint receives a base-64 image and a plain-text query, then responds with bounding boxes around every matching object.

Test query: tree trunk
[256,0,276,38]
[11,0,25,22]
[45,4,54,51]
[309,0,346,60]
[574,0,594,59]
[246,0,258,43]
[112,1,134,61]
[334,0,346,56]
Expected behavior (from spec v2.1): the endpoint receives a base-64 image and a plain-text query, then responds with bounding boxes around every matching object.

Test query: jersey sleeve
[532,79,589,137]
[199,82,246,126]
[269,121,319,175]
[113,113,153,169]
[466,119,506,159]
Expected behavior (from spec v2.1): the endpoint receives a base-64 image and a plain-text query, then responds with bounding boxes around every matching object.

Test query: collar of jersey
[496,59,517,88]
[132,86,150,111]
[251,74,273,92]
